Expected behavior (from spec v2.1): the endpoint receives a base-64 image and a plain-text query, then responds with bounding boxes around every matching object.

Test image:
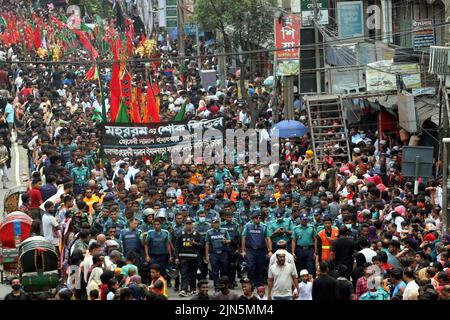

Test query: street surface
[0,132,28,298]
[0,132,241,300]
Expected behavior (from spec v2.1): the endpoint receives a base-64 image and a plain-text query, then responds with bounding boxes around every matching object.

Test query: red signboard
[275,15,301,61]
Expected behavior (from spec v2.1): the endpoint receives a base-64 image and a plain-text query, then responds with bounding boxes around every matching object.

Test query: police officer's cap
[104,194,115,202]
[279,194,290,200]
[275,210,284,219]
[185,217,193,224]
[300,213,309,220]
[181,205,190,211]
[143,208,155,216]
[251,210,261,218]
[313,208,322,216]
[212,217,220,223]
[167,191,177,198]
[268,197,276,204]
[216,187,225,193]
[276,239,287,247]
[206,196,215,202]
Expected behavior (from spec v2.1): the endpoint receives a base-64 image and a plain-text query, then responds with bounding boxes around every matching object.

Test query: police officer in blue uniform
[221,211,240,288]
[194,210,211,280]
[119,218,144,265]
[237,199,252,231]
[205,217,231,291]
[198,197,219,223]
[241,211,272,288]
[144,218,173,279]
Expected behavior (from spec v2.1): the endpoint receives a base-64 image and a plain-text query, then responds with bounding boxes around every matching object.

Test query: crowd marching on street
[0,1,449,302]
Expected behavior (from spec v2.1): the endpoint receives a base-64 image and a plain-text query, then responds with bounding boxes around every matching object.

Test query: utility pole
[177,0,185,57]
[195,25,201,68]
[281,4,295,120]
[272,16,279,123]
[313,0,322,94]
[442,83,450,236]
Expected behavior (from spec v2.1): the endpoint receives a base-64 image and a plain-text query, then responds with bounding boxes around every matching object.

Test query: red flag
[150,53,160,71]
[130,86,140,123]
[84,65,97,81]
[152,82,160,95]
[131,82,142,123]
[2,32,10,47]
[120,70,132,109]
[146,81,160,123]
[33,17,42,50]
[126,31,133,56]
[73,28,98,60]
[152,82,160,114]
[91,47,99,60]
[25,24,34,53]
[109,60,121,122]
[109,37,122,60]
[50,16,66,29]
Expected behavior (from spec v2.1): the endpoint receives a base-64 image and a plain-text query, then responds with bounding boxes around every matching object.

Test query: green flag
[81,22,91,33]
[174,101,186,122]
[115,100,129,123]
[21,41,27,56]
[0,17,6,27]
[95,15,105,36]
[153,155,161,166]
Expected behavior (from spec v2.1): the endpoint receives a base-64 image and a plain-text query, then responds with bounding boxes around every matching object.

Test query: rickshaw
[0,211,32,283]
[18,236,60,297]
[3,186,28,215]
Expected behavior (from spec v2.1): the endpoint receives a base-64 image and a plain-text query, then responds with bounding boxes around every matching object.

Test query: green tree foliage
[193,0,276,53]
[68,0,114,20]
[193,0,277,127]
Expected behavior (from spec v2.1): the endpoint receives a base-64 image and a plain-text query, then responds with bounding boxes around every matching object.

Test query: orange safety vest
[177,195,185,205]
[224,190,239,202]
[83,195,101,215]
[150,275,167,297]
[199,193,212,200]
[318,227,339,261]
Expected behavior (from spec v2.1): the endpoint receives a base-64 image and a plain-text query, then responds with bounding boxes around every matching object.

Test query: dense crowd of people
[0,3,449,301]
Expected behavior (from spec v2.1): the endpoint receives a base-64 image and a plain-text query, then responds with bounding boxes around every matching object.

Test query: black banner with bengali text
[99,117,225,159]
